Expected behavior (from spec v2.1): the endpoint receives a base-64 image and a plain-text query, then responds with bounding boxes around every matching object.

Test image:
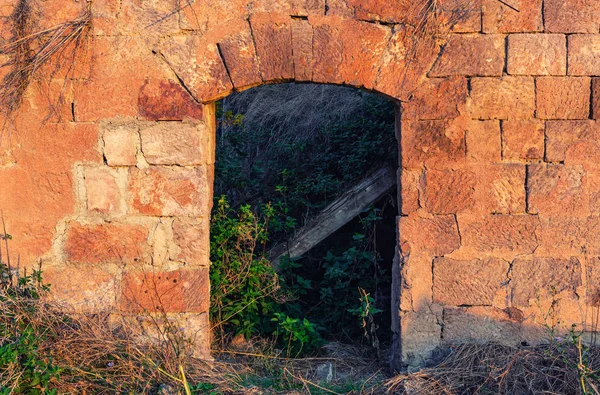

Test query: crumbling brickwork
[1,0,599,369]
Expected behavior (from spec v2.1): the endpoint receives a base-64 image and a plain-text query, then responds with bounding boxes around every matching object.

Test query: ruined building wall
[1,0,600,368]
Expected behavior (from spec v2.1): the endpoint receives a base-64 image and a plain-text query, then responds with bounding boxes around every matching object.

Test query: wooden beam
[269,166,397,267]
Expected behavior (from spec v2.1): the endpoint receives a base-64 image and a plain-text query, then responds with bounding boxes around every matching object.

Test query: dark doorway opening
[211,82,398,361]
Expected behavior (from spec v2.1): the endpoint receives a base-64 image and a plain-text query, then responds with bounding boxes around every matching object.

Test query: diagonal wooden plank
[269,165,397,267]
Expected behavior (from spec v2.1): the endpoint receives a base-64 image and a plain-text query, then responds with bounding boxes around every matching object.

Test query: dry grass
[0,0,91,121]
[386,342,600,395]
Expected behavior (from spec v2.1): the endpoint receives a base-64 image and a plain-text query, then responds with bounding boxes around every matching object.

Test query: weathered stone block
[482,0,543,33]
[172,219,210,266]
[121,268,209,313]
[511,256,582,307]
[544,0,600,33]
[309,16,390,89]
[375,25,440,100]
[401,308,443,367]
[459,214,539,255]
[85,167,124,215]
[568,35,600,76]
[502,120,545,161]
[128,167,210,217]
[443,307,523,345]
[465,119,502,162]
[218,28,262,89]
[291,18,314,81]
[138,79,204,121]
[65,222,149,265]
[527,164,587,217]
[160,35,232,102]
[400,169,421,215]
[102,123,140,167]
[429,34,504,77]
[140,122,207,166]
[401,120,466,168]
[536,77,590,120]
[546,120,599,162]
[423,168,477,214]
[507,34,566,76]
[249,13,294,82]
[400,214,460,256]
[433,257,509,306]
[42,267,116,313]
[402,76,467,120]
[537,217,586,257]
[478,164,526,214]
[466,77,535,119]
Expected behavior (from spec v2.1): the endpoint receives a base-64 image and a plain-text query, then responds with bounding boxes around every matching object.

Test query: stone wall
[1,0,600,369]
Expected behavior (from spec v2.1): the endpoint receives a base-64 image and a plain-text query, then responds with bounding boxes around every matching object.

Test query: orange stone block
[482,0,543,33]
[433,257,510,306]
[458,214,539,255]
[399,214,460,256]
[545,120,599,162]
[402,76,467,120]
[308,16,390,89]
[536,77,590,120]
[217,28,262,89]
[84,167,124,215]
[429,34,504,77]
[401,120,466,168]
[527,164,588,217]
[140,122,208,166]
[128,167,210,217]
[422,168,477,214]
[65,222,149,265]
[120,268,210,313]
[567,35,600,76]
[466,77,535,120]
[464,119,502,162]
[544,0,600,33]
[507,34,566,76]
[249,13,294,83]
[172,219,210,266]
[502,120,545,161]
[138,79,204,121]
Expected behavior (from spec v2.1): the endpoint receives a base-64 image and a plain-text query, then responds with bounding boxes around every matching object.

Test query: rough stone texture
[433,257,510,306]
[400,169,421,215]
[172,219,210,266]
[458,214,539,256]
[443,307,523,345]
[585,257,600,306]
[401,120,466,168]
[140,122,208,166]
[511,257,582,307]
[129,167,210,217]
[544,0,600,33]
[466,77,535,119]
[84,167,124,215]
[291,18,314,81]
[217,28,262,89]
[465,120,501,162]
[423,168,476,214]
[402,77,467,120]
[102,123,140,167]
[568,35,600,76]
[527,164,588,217]
[507,34,566,76]
[536,77,590,120]
[399,214,460,256]
[138,79,204,121]
[477,164,526,214]
[502,120,545,161]
[250,13,294,82]
[546,121,600,162]
[42,267,116,312]
[65,223,150,265]
[121,268,210,313]
[482,0,543,33]
[429,34,504,77]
